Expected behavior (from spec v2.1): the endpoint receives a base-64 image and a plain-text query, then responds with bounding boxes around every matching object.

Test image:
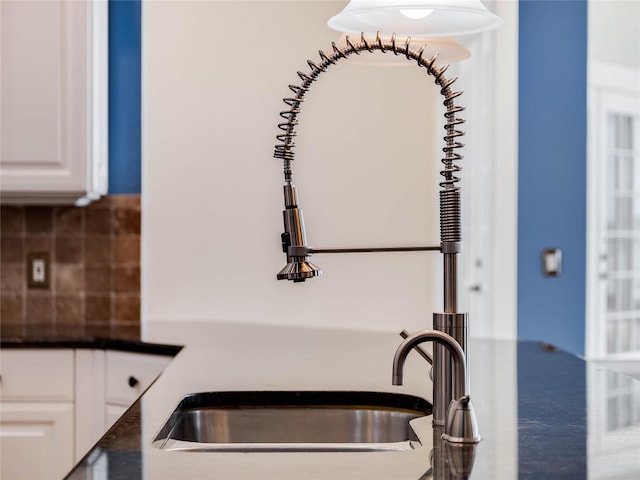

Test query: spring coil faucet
[272,32,479,443]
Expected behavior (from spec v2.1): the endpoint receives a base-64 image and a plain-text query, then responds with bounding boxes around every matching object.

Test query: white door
[446,0,518,340]
[452,30,495,336]
[588,63,640,361]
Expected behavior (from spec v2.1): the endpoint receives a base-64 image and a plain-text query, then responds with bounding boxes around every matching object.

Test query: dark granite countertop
[0,324,182,356]
[58,322,640,479]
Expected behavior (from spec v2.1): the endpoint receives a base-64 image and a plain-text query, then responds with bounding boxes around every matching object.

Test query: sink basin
[153,391,431,452]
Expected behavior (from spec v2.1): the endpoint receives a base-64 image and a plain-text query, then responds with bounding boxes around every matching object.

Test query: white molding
[586,76,602,359]
[0,190,101,205]
[589,61,640,93]
[88,0,109,199]
[490,0,518,339]
[74,349,106,462]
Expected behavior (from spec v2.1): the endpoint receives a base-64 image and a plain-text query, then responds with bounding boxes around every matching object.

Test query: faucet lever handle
[281,232,291,253]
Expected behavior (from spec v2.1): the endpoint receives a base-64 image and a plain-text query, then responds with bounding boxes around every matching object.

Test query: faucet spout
[392,330,467,401]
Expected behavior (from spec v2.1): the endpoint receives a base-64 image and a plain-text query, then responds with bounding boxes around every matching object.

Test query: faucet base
[442,395,482,444]
[433,312,468,425]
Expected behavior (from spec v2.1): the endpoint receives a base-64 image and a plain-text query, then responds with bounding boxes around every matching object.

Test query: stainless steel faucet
[393,330,480,444]
[272,32,473,436]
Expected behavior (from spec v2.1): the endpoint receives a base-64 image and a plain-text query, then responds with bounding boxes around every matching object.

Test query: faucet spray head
[277,184,322,282]
[277,258,321,282]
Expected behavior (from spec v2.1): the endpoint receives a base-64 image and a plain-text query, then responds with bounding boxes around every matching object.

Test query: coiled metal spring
[274,32,464,243]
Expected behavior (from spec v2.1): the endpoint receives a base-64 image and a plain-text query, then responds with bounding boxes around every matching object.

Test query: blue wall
[518,0,588,356]
[108,0,141,194]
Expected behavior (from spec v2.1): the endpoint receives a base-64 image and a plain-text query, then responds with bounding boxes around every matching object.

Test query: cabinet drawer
[105,351,171,405]
[0,349,74,402]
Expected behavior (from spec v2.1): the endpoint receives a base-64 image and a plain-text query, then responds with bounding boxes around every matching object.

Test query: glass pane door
[604,112,640,355]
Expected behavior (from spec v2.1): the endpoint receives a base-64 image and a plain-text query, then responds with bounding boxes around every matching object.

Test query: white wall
[589,0,640,68]
[143,0,448,338]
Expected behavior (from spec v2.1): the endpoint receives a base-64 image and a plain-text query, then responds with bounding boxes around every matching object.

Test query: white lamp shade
[328,0,503,37]
[334,34,470,65]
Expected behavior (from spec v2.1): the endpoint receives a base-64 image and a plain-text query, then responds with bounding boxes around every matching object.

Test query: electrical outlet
[27,252,50,289]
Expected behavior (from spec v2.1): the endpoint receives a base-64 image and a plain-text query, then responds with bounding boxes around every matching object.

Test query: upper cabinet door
[0,0,108,206]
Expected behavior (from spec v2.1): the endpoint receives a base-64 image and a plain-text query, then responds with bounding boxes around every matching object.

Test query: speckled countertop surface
[58,321,640,479]
[0,323,181,356]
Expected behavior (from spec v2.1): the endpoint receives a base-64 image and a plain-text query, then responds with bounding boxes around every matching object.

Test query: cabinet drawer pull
[128,376,139,388]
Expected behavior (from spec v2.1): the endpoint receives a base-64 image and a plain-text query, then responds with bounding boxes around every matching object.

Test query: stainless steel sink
[153,391,431,452]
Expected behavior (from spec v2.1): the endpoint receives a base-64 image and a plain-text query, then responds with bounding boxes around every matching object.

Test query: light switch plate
[542,248,562,277]
[27,252,50,288]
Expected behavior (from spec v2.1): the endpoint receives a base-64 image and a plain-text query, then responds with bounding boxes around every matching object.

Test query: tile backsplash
[0,195,141,339]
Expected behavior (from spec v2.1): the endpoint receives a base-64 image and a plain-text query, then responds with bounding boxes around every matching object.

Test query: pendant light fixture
[334,34,470,65]
[328,0,502,37]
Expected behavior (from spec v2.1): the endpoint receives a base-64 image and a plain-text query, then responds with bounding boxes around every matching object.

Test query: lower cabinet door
[0,402,74,480]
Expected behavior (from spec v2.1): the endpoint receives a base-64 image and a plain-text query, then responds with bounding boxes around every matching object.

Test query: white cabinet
[75,349,172,455]
[1,403,75,480]
[0,350,75,480]
[104,351,172,430]
[0,348,172,478]
[0,0,108,206]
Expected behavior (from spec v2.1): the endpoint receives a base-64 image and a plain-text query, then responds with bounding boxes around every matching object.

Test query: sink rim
[153,390,432,453]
